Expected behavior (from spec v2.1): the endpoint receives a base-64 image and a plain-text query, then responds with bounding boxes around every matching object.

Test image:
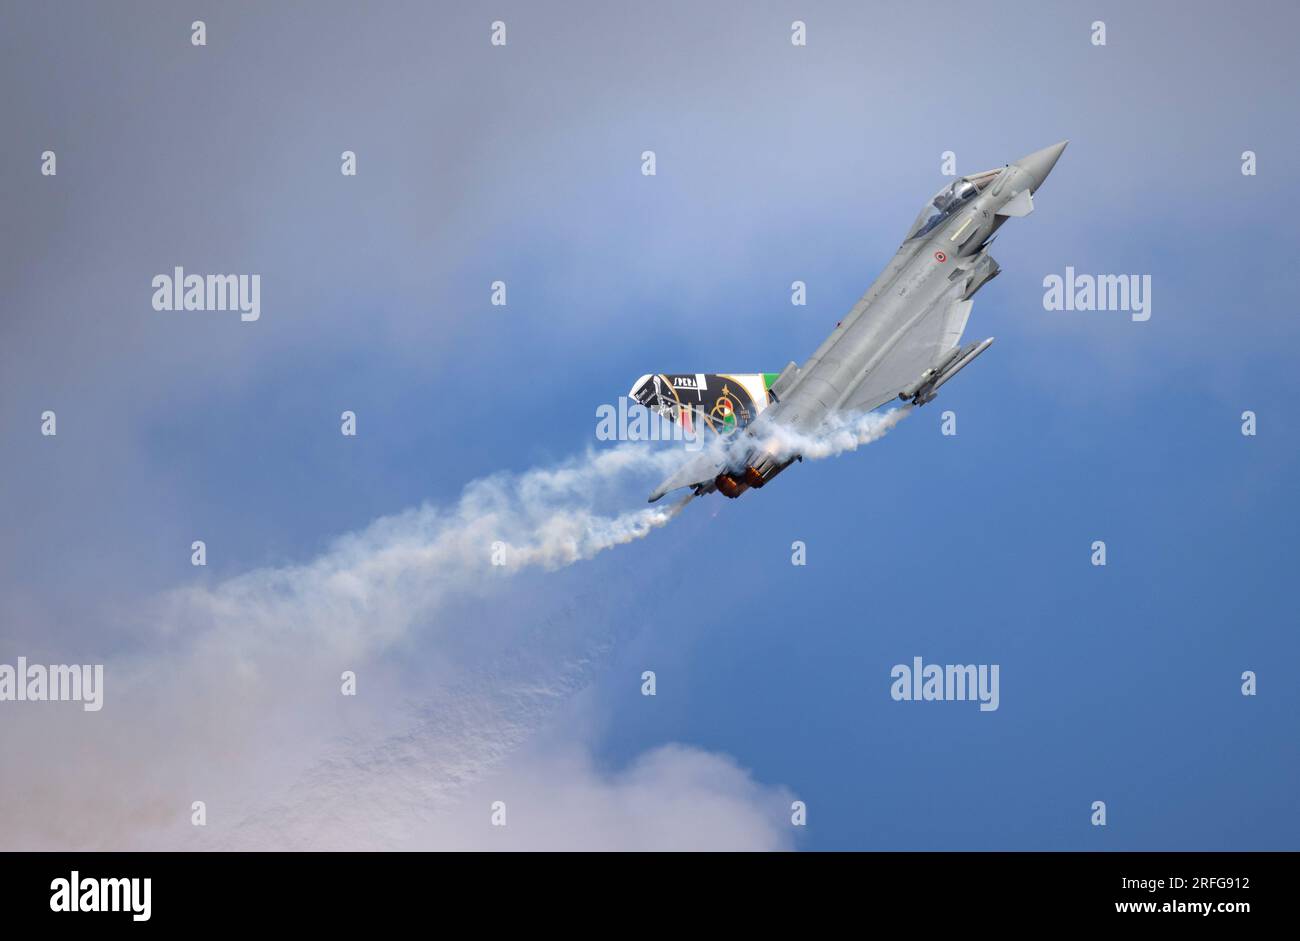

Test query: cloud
[422,744,796,852]
[221,732,795,852]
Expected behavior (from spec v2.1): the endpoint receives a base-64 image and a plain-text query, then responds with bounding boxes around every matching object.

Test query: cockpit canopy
[906,168,1002,241]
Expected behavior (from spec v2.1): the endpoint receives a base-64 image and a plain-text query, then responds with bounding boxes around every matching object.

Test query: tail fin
[628,373,778,436]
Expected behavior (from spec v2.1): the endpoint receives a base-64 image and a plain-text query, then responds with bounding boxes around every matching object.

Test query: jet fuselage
[646,141,1068,502]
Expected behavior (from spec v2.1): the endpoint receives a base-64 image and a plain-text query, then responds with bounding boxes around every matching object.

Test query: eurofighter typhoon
[633,141,1068,502]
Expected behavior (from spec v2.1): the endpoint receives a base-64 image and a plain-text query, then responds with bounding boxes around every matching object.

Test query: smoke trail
[153,404,906,678]
[752,406,913,463]
[498,490,694,570]
[144,441,700,663]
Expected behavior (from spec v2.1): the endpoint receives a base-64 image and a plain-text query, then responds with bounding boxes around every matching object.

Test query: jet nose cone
[1014,140,1069,193]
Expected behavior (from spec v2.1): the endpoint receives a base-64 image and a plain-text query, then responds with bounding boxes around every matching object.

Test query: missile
[913,337,995,405]
[933,344,967,375]
[898,345,966,401]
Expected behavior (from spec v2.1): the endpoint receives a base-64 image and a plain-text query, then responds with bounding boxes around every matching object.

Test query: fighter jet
[638,141,1067,502]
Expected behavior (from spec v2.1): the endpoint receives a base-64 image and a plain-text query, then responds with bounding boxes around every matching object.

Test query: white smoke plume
[755,406,913,463]
[153,443,697,663]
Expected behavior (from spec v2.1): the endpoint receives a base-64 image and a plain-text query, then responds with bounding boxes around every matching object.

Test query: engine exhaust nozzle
[715,474,749,499]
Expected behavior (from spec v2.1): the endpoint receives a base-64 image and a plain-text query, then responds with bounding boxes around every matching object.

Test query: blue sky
[1,1,1297,849]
